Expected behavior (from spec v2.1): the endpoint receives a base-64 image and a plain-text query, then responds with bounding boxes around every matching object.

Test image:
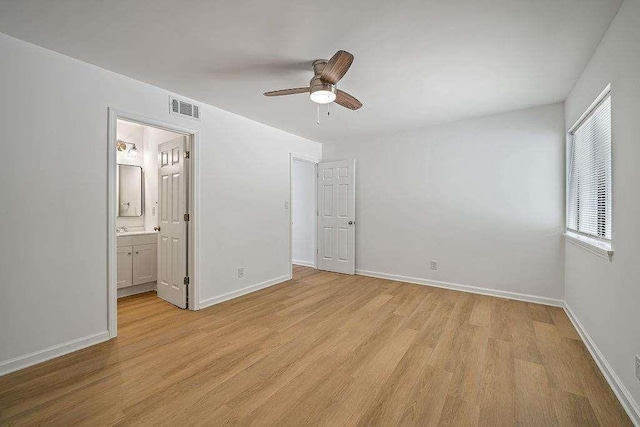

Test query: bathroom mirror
[117,164,144,217]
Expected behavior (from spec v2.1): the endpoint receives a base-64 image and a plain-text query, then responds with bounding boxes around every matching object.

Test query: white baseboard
[564,304,640,425]
[198,274,291,310]
[355,269,564,307]
[292,259,315,268]
[0,331,110,377]
[117,281,156,298]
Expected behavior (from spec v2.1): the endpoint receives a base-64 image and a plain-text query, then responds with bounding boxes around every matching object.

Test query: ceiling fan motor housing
[312,59,327,75]
[310,75,336,104]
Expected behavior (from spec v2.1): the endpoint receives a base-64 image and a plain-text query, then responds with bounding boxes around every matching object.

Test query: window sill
[564,232,613,261]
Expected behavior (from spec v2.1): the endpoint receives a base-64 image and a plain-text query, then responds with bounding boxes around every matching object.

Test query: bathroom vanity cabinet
[116,232,157,290]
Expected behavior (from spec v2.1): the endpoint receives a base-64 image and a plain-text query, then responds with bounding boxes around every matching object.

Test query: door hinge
[184,276,190,285]
[184,213,190,221]
[184,151,190,159]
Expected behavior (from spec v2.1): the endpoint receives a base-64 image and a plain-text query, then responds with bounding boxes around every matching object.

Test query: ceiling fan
[263,50,362,110]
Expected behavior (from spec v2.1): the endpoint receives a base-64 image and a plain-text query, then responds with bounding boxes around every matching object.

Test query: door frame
[289,153,320,278]
[107,108,200,338]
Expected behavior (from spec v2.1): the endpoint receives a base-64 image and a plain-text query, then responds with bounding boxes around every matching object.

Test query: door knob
[348,221,354,225]
[154,226,161,231]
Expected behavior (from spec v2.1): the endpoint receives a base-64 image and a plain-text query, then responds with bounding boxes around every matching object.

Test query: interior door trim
[107,108,200,339]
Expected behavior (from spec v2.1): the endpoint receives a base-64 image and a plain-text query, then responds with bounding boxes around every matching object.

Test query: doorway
[290,156,357,277]
[107,109,199,338]
[290,154,319,277]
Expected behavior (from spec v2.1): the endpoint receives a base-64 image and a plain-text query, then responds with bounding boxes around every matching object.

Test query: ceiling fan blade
[320,50,354,84]
[264,87,309,96]
[335,90,362,110]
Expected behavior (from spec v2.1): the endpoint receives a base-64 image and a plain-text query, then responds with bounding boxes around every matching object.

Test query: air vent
[169,96,201,121]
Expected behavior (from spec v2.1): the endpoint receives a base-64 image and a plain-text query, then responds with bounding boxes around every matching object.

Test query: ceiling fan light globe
[310,90,336,104]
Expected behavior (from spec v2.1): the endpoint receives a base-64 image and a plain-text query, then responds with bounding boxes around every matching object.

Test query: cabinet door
[133,244,157,285]
[117,246,133,289]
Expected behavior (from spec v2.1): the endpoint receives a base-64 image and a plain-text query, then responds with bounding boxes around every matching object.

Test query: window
[567,90,612,244]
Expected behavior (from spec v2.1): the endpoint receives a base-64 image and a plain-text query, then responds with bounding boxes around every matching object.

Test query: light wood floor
[0,266,631,426]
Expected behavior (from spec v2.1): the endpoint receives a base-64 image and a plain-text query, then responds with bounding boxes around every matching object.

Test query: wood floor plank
[552,388,600,427]
[405,289,442,331]
[533,321,585,397]
[438,395,480,426]
[509,300,545,364]
[514,358,559,426]
[527,302,554,324]
[440,323,488,404]
[390,284,429,317]
[469,294,493,327]
[488,298,514,342]
[477,337,516,426]
[0,266,631,426]
[320,330,419,426]
[357,332,457,426]
[562,338,632,426]
[548,306,581,340]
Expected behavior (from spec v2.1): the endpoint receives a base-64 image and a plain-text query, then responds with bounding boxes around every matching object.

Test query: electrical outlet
[635,355,640,381]
[430,260,439,271]
[284,201,289,210]
[237,267,244,279]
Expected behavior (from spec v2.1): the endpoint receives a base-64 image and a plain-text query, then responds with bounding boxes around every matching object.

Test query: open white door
[157,136,188,308]
[317,160,356,274]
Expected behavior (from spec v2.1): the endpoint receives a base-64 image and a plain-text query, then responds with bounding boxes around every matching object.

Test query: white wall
[564,0,640,417]
[323,103,565,302]
[0,32,321,372]
[292,159,316,266]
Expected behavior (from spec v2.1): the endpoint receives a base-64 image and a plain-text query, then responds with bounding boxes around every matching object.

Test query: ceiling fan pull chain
[317,103,320,125]
[327,103,330,117]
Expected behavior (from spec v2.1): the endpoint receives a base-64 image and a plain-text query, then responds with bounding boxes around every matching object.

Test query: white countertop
[116,230,157,237]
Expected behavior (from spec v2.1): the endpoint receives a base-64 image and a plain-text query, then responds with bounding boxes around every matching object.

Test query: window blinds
[567,94,612,240]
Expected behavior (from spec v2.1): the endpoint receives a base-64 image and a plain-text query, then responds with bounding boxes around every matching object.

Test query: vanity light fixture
[116,140,127,152]
[116,140,139,158]
[128,144,139,158]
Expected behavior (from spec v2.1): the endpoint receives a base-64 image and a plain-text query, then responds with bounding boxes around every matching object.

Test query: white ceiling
[0,0,622,143]
[117,120,145,143]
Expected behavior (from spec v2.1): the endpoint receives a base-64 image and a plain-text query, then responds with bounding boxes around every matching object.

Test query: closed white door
[133,244,157,285]
[157,137,188,308]
[317,160,356,274]
[117,246,133,289]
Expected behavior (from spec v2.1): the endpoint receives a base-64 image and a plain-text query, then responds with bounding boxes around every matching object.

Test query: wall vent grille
[169,96,200,120]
